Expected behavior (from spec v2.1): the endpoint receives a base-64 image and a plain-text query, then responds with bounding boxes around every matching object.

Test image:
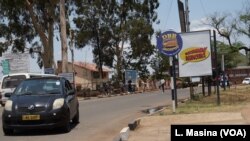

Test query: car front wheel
[61,113,71,133]
[72,108,79,124]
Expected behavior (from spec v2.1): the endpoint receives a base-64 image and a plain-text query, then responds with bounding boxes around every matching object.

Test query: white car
[242,77,250,84]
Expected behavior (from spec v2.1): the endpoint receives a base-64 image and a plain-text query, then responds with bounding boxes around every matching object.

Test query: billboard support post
[169,57,176,113]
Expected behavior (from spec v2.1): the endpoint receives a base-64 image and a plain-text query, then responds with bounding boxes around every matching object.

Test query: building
[57,61,112,90]
[226,66,250,84]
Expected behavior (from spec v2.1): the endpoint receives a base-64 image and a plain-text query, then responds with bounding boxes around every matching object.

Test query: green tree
[73,0,159,82]
[206,12,249,66]
[236,0,250,38]
[0,0,62,68]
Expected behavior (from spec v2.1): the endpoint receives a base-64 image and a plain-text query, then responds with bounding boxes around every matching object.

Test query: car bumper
[2,108,69,130]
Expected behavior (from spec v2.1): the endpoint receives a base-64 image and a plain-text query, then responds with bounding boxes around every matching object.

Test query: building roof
[74,61,112,72]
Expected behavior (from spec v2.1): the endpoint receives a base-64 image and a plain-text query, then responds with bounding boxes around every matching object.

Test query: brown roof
[74,61,112,72]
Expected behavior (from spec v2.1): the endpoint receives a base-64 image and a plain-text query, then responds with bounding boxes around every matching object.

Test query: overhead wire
[163,0,174,30]
[199,0,208,17]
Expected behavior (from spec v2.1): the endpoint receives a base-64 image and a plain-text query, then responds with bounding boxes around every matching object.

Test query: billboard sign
[58,73,74,83]
[157,30,183,56]
[124,70,137,85]
[44,68,55,74]
[178,30,212,77]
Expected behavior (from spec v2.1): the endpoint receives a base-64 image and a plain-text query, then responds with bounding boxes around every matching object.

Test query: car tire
[72,108,79,124]
[62,114,71,133]
[3,127,14,135]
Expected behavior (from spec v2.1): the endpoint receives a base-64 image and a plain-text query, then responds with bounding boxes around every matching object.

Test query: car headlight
[4,100,13,111]
[53,98,64,110]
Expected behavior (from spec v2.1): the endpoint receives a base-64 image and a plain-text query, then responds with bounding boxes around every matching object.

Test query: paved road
[0,88,194,141]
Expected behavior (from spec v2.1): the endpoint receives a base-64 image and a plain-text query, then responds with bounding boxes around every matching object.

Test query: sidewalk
[126,109,250,141]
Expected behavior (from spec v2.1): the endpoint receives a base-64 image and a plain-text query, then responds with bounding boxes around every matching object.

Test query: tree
[206,12,237,47]
[0,0,62,69]
[73,0,159,82]
[236,0,250,38]
[60,0,68,73]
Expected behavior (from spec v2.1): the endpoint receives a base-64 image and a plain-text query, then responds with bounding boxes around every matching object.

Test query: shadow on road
[4,122,80,136]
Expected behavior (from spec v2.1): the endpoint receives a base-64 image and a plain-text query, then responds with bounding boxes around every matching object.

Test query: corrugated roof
[74,61,112,72]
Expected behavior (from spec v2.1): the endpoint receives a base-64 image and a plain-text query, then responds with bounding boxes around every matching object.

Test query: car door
[64,79,77,119]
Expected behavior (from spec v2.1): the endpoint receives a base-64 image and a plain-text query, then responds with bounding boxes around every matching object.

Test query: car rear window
[2,75,26,89]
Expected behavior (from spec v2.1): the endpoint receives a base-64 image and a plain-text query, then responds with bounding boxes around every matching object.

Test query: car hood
[11,94,63,108]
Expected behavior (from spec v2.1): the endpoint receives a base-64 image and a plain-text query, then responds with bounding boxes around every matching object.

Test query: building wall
[57,61,109,90]
[226,67,250,84]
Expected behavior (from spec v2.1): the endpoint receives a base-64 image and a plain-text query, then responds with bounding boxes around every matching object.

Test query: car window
[2,75,26,89]
[14,78,62,95]
[64,80,72,92]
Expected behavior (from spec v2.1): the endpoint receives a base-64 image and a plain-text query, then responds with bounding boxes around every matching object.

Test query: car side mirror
[67,89,75,95]
[4,93,12,98]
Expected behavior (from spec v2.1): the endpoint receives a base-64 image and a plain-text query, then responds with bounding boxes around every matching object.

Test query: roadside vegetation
[159,84,250,115]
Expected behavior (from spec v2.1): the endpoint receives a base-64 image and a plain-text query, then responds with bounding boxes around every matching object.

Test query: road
[0,88,195,141]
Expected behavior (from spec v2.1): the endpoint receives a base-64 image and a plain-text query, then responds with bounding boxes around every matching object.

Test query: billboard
[3,52,29,74]
[124,70,137,85]
[178,30,212,77]
[157,30,183,56]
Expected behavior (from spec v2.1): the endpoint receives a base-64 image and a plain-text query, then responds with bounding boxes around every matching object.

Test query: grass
[158,84,250,115]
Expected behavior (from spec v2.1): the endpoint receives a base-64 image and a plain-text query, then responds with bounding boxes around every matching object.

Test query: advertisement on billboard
[157,30,183,56]
[124,70,137,85]
[178,30,212,77]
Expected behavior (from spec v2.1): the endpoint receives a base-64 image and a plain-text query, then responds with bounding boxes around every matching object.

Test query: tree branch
[25,0,48,50]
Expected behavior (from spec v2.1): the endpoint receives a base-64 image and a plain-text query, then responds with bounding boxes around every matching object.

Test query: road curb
[113,118,141,141]
[128,118,141,131]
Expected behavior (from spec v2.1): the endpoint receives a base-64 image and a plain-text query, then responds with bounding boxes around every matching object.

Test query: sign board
[178,30,212,77]
[44,68,55,74]
[2,60,10,75]
[58,73,74,83]
[124,70,137,85]
[2,52,29,74]
[157,30,183,56]
[191,77,201,83]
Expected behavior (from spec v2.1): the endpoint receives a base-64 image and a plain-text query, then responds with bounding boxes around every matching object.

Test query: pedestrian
[160,78,165,93]
[143,80,146,92]
[128,79,132,93]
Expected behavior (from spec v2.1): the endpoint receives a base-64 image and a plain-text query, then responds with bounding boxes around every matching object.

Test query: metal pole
[213,30,220,105]
[221,54,226,90]
[185,0,190,32]
[70,29,75,89]
[173,56,178,107]
[170,57,176,113]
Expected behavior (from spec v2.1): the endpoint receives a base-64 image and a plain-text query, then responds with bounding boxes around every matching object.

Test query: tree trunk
[26,0,54,69]
[116,46,123,81]
[60,0,68,73]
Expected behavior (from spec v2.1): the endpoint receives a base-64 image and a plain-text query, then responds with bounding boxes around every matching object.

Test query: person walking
[128,79,132,94]
[160,78,165,93]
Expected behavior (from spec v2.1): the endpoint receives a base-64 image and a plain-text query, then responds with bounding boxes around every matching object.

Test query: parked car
[242,77,250,84]
[0,73,56,107]
[2,76,79,135]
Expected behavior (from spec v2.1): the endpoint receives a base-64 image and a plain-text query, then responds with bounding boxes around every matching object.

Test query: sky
[1,0,249,75]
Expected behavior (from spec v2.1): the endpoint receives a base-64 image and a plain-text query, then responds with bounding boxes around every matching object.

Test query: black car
[2,76,79,135]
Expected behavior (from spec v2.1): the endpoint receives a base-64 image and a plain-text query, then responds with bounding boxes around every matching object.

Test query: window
[2,75,26,89]
[92,72,100,79]
[65,79,73,92]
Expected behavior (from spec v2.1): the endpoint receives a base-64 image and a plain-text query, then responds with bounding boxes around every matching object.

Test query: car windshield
[13,78,62,96]
[2,75,26,89]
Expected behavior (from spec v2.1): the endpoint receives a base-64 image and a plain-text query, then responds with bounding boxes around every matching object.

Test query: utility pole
[70,29,75,88]
[185,0,190,32]
[184,0,195,98]
[213,30,220,105]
